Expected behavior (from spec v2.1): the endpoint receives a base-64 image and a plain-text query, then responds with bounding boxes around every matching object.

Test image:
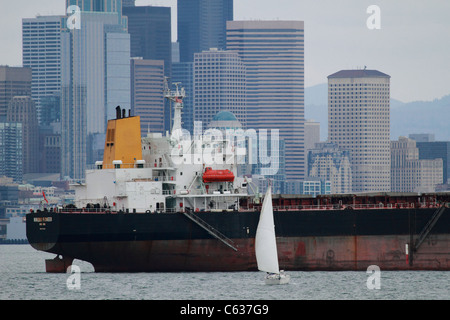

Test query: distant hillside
[305,83,450,141]
[305,83,328,106]
[391,95,450,141]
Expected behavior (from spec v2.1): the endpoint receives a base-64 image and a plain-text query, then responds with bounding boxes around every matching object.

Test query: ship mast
[164,77,185,136]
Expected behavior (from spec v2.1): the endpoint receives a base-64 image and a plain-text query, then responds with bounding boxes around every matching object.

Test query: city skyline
[0,0,448,187]
[1,1,449,103]
[3,1,450,281]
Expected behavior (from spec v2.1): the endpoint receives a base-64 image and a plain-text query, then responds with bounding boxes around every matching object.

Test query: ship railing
[272,203,438,211]
[48,207,118,214]
[50,206,182,214]
[87,162,172,170]
[87,163,148,170]
[239,202,441,212]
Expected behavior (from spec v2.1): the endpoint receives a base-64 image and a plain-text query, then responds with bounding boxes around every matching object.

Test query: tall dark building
[6,96,40,174]
[40,94,61,127]
[41,134,61,174]
[178,0,233,62]
[416,141,450,185]
[0,123,22,182]
[0,66,32,121]
[123,6,172,77]
[123,5,172,133]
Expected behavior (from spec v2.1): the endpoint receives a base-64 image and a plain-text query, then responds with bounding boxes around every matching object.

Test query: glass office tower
[61,3,130,179]
[22,16,64,125]
[227,20,305,181]
[178,0,233,63]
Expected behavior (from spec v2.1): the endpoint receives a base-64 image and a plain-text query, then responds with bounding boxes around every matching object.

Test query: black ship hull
[26,207,450,272]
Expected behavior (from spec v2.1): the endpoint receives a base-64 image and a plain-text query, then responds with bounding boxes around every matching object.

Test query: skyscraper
[123,5,172,132]
[39,94,61,127]
[178,0,233,62]
[61,2,130,179]
[41,134,61,174]
[328,69,391,192]
[22,15,64,125]
[0,123,23,182]
[6,96,39,175]
[226,20,305,181]
[123,5,172,77]
[0,66,32,121]
[193,48,246,130]
[172,42,180,63]
[130,58,165,136]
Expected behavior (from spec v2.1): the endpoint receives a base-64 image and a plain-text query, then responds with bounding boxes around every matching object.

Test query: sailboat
[255,185,290,285]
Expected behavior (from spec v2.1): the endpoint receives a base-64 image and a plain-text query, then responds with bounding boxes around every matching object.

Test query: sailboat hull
[265,272,290,285]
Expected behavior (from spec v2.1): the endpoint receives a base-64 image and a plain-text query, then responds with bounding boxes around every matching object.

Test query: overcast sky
[1,0,449,102]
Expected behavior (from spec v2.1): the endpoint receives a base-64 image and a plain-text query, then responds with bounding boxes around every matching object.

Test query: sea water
[0,244,448,300]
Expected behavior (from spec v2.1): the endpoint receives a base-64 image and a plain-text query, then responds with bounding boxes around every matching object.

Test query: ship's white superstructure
[72,82,251,213]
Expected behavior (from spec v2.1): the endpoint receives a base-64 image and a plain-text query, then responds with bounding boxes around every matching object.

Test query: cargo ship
[26,83,450,272]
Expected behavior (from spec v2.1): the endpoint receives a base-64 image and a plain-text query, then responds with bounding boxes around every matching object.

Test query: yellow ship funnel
[102,106,143,169]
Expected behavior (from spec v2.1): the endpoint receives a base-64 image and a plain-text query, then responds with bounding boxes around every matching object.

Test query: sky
[1,0,449,103]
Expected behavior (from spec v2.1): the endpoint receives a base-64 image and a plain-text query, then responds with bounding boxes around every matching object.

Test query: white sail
[255,186,279,274]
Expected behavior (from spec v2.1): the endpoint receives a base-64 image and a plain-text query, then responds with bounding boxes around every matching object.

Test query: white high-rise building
[193,48,246,130]
[328,69,391,193]
[226,20,305,181]
[22,15,64,124]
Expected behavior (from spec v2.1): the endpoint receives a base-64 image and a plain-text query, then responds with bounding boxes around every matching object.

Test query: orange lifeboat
[202,167,235,183]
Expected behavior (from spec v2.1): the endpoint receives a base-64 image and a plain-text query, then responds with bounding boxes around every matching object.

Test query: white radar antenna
[164,77,186,135]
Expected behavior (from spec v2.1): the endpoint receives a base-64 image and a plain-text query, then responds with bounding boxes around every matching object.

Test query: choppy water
[0,245,448,301]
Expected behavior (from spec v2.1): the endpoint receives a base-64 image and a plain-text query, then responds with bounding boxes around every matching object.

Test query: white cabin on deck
[71,86,251,214]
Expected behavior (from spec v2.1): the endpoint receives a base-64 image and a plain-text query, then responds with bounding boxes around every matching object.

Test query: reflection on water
[0,245,448,300]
